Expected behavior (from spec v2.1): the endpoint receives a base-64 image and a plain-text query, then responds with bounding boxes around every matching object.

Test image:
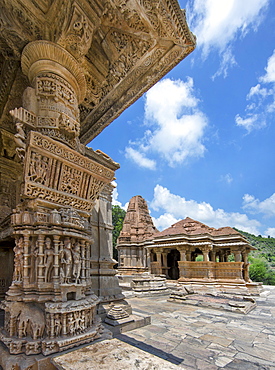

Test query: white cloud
[243,193,275,217]
[125,78,208,169]
[220,173,233,185]
[265,228,275,237]
[235,113,265,132]
[236,49,275,132]
[125,147,156,170]
[260,50,275,84]
[111,182,128,210]
[211,47,237,80]
[187,0,269,76]
[152,213,180,231]
[150,184,261,234]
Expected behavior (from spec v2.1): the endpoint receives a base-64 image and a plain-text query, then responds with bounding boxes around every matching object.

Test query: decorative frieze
[20,131,114,211]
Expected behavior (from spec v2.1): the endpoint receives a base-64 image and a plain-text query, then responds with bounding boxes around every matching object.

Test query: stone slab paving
[52,338,180,370]
[113,286,275,369]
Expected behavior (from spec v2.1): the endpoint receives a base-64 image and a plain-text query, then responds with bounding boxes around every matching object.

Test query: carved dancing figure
[44,237,54,282]
[13,237,24,283]
[60,237,73,283]
[54,314,62,337]
[67,313,75,335]
[29,153,48,184]
[72,241,81,284]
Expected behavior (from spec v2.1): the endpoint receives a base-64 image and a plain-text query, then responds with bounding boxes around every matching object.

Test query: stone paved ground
[115,286,275,369]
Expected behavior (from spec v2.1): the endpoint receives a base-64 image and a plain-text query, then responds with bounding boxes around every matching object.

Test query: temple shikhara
[117,196,261,295]
[0,0,196,368]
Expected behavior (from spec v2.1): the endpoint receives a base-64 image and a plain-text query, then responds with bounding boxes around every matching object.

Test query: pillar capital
[21,40,86,103]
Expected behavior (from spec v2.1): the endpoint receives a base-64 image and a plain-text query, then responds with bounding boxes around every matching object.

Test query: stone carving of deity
[44,237,54,282]
[60,237,73,284]
[13,237,24,283]
[72,241,81,284]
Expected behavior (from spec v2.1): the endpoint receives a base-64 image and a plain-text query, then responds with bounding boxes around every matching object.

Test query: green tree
[112,205,126,261]
[249,257,268,282]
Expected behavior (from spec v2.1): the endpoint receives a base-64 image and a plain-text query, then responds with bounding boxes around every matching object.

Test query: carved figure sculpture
[54,314,62,337]
[13,237,24,283]
[29,152,49,185]
[44,237,54,282]
[61,237,73,284]
[72,241,81,284]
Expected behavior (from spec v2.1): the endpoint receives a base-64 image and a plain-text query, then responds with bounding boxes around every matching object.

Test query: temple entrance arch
[167,249,180,280]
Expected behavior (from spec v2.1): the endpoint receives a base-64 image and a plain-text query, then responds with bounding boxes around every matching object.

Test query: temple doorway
[167,249,180,280]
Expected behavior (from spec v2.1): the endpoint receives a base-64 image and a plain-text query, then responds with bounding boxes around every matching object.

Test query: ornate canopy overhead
[0,0,195,144]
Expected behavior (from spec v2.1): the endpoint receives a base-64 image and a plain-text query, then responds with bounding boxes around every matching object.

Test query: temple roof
[152,217,242,239]
[117,195,158,244]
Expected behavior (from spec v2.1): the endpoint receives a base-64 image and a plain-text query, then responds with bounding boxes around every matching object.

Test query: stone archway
[167,249,180,280]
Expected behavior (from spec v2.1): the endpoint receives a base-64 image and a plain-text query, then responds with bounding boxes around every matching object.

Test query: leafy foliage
[235,228,275,285]
[112,205,126,261]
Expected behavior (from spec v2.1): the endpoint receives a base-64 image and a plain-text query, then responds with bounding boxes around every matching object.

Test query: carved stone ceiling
[0,0,195,144]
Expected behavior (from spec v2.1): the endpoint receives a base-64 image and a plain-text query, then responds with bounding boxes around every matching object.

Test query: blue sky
[89,0,275,237]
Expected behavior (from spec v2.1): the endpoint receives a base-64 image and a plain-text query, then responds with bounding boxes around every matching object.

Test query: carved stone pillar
[53,235,60,285]
[22,234,30,286]
[156,251,162,265]
[202,248,210,262]
[1,40,118,356]
[37,234,45,284]
[179,248,187,261]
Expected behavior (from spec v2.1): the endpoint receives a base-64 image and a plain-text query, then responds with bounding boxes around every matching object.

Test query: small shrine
[146,218,255,283]
[117,195,158,276]
[117,197,262,295]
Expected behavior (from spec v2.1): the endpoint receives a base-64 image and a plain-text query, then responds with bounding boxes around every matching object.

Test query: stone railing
[178,261,244,281]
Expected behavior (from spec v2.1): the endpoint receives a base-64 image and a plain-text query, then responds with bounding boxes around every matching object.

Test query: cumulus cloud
[152,213,180,231]
[243,193,275,217]
[236,49,275,132]
[125,78,208,169]
[265,228,275,238]
[150,184,261,234]
[187,0,270,77]
[111,182,128,210]
[125,147,156,170]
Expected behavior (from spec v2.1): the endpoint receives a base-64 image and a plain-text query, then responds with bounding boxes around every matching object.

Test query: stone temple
[117,195,262,296]
[0,0,196,368]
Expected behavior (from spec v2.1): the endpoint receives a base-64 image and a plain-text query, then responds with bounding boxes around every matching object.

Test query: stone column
[234,251,242,262]
[23,234,30,286]
[242,250,250,282]
[156,251,162,265]
[162,250,168,277]
[178,247,186,261]
[210,250,216,262]
[80,240,86,284]
[202,248,210,262]
[156,250,162,275]
[53,235,60,285]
